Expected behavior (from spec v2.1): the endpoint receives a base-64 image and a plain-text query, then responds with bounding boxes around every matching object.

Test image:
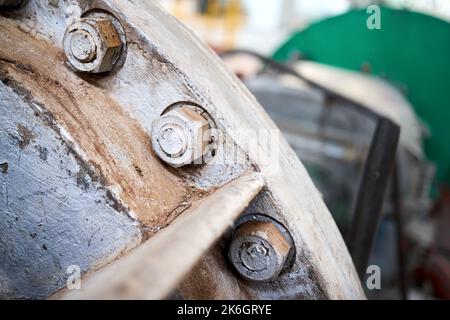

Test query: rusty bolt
[0,0,28,7]
[63,17,124,73]
[228,221,292,282]
[151,106,210,168]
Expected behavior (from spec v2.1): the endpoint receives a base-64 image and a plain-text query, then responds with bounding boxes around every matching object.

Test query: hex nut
[63,17,123,73]
[228,221,292,282]
[151,106,211,168]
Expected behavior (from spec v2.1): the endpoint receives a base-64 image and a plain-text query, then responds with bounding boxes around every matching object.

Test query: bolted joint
[228,220,292,282]
[151,106,211,168]
[63,17,124,73]
[0,0,28,7]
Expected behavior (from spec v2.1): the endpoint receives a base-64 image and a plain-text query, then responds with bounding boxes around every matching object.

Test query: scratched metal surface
[0,0,364,299]
[0,84,142,299]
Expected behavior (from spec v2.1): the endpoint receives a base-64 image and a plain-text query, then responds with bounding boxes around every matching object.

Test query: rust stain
[177,245,251,299]
[0,20,192,227]
[17,124,35,150]
[96,19,122,48]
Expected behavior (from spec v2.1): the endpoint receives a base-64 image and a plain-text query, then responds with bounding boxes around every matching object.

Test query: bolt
[0,0,28,7]
[158,125,188,157]
[69,30,96,62]
[228,221,292,282]
[151,106,210,168]
[63,17,124,73]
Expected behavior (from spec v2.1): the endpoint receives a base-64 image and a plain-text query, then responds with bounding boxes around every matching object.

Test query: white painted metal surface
[0,0,364,299]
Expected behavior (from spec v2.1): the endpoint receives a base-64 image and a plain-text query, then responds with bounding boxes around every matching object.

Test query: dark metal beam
[347,118,400,279]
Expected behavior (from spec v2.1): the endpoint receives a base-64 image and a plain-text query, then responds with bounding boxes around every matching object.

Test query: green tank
[274,6,450,196]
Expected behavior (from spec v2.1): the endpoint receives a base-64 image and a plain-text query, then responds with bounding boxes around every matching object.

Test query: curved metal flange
[0,0,365,299]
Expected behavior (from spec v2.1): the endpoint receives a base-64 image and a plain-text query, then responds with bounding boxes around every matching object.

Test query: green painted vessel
[274,7,450,194]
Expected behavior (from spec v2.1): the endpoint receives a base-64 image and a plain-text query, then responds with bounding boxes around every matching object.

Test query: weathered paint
[60,173,265,300]
[0,1,250,298]
[0,0,365,299]
[0,84,142,299]
[0,19,191,227]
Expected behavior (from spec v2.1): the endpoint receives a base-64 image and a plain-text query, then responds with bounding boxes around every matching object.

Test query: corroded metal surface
[0,83,142,299]
[0,0,365,299]
[228,220,293,282]
[0,19,192,226]
[59,173,264,300]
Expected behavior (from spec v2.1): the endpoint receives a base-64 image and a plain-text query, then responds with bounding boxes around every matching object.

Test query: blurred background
[156,0,450,300]
[157,0,450,53]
